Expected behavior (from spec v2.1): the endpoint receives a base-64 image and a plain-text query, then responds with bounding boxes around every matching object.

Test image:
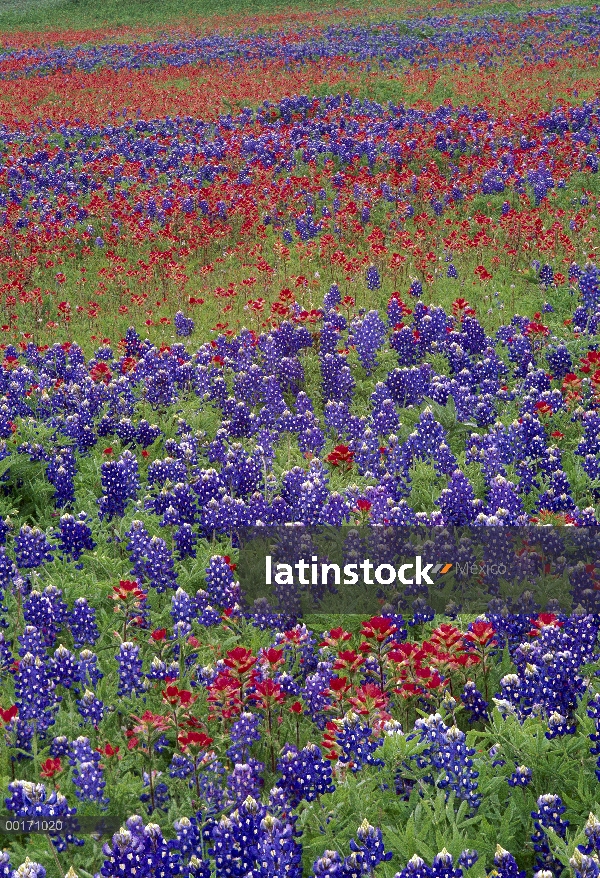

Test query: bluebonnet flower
[408,599,435,626]
[570,852,600,878]
[23,591,59,646]
[46,449,76,507]
[14,526,54,569]
[171,815,201,861]
[68,598,100,648]
[14,652,58,738]
[174,523,197,559]
[458,850,479,870]
[56,512,95,562]
[320,353,355,406]
[142,536,178,593]
[5,781,82,852]
[170,753,194,780]
[51,644,80,690]
[140,771,170,815]
[325,712,384,772]
[394,854,433,878]
[115,418,138,445]
[546,710,574,739]
[116,642,145,697]
[430,848,464,878]
[226,711,261,763]
[0,517,9,547]
[18,626,46,659]
[275,743,335,806]
[366,264,381,290]
[0,851,10,877]
[78,650,103,688]
[253,812,303,878]
[136,420,162,448]
[210,796,302,878]
[508,765,532,787]
[577,812,600,856]
[50,736,71,758]
[406,714,480,813]
[98,450,140,521]
[70,736,109,807]
[579,264,600,313]
[171,587,195,626]
[531,794,569,873]
[99,817,176,877]
[438,471,481,524]
[461,681,489,722]
[77,689,105,726]
[11,860,48,878]
[175,311,195,336]
[324,283,341,311]
[146,367,177,408]
[204,555,238,610]
[347,819,393,871]
[226,761,264,805]
[493,846,526,878]
[387,295,404,328]
[539,265,554,287]
[352,310,387,374]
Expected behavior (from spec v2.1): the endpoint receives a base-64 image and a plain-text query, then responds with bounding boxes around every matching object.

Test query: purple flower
[175,311,195,337]
[70,736,109,807]
[14,526,54,569]
[508,765,532,787]
[98,450,140,521]
[275,743,335,807]
[68,598,100,648]
[77,689,105,726]
[116,642,144,697]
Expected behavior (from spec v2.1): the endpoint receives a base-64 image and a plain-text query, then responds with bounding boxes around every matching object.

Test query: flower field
[2,0,600,875]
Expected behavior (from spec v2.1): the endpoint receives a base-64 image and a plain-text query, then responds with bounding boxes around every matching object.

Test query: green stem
[267,706,275,773]
[147,747,155,814]
[46,833,65,878]
[32,721,40,776]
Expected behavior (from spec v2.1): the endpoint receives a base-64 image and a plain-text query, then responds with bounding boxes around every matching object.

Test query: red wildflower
[178,731,214,752]
[524,321,550,337]
[361,616,398,643]
[41,758,62,779]
[326,444,354,470]
[90,362,112,384]
[96,743,120,758]
[0,705,17,724]
[223,647,256,676]
[162,685,197,708]
[463,621,497,648]
[320,627,352,649]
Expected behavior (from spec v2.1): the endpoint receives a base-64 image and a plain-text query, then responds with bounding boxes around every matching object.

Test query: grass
[0,0,419,33]
[0,0,597,34]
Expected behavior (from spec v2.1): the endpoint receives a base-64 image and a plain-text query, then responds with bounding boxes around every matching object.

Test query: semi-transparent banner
[237,526,600,616]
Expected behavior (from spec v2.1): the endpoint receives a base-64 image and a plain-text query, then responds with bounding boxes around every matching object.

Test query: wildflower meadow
[2,0,600,875]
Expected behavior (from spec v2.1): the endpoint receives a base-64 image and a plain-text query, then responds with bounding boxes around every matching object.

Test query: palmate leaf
[384,800,437,864]
[0,456,13,481]
[543,824,581,872]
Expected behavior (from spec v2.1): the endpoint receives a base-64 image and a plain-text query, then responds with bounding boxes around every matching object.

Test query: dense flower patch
[0,49,599,344]
[0,273,600,875]
[1,1,600,876]
[1,7,598,79]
